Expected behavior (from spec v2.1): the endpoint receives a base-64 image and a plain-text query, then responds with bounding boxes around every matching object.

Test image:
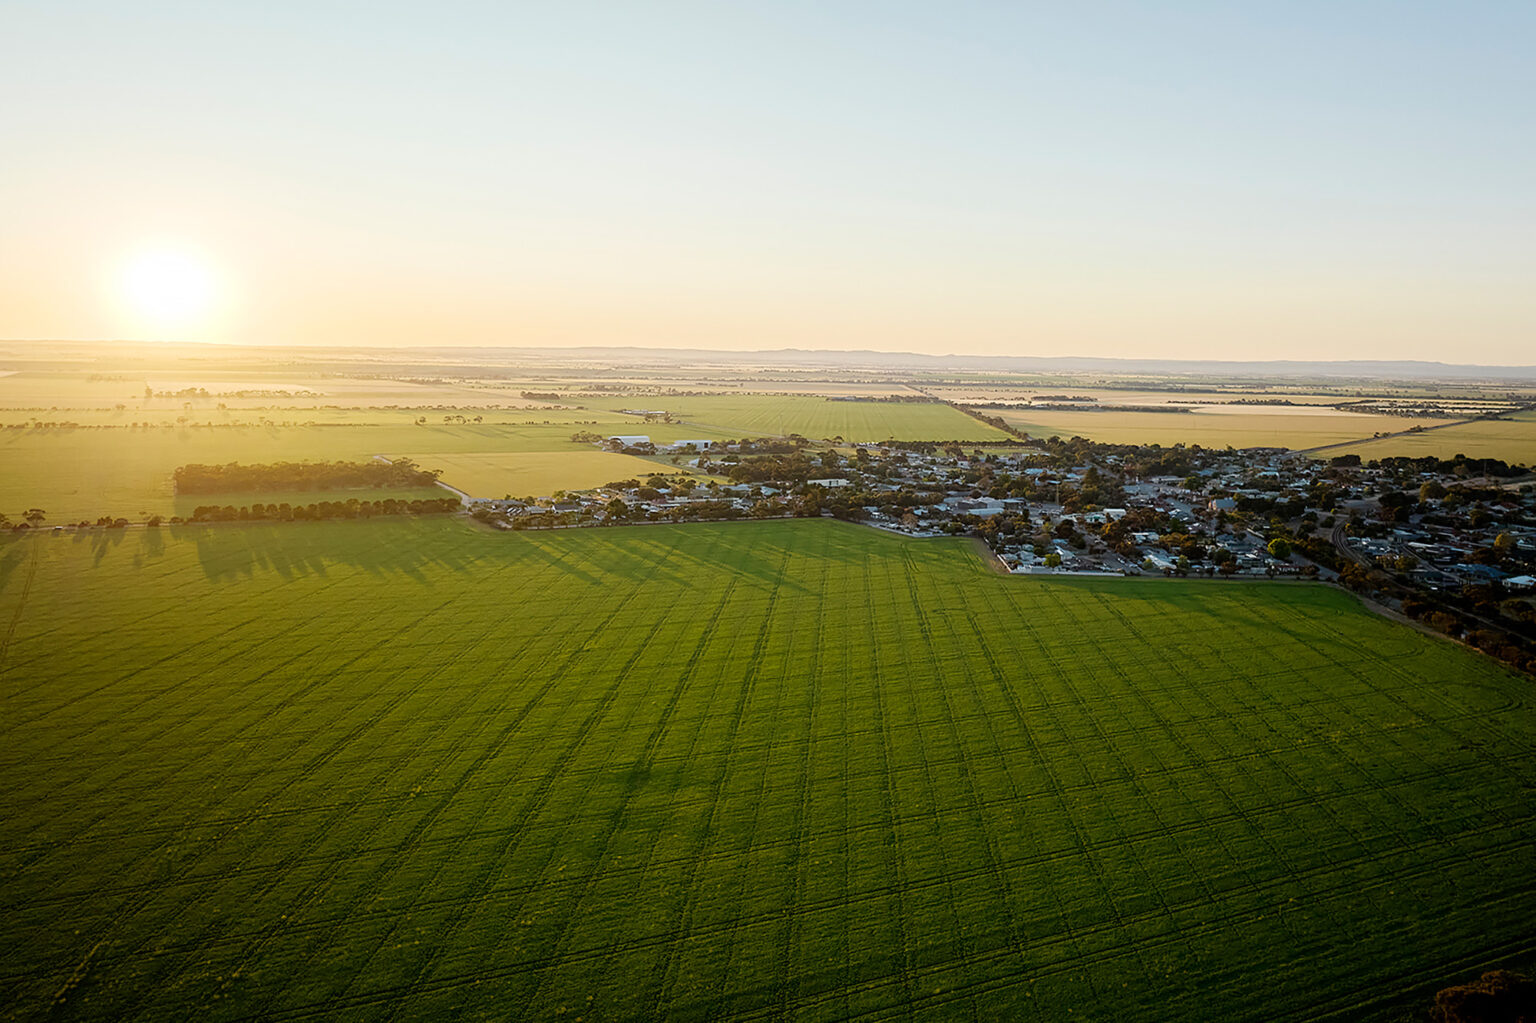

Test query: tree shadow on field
[140,524,165,560]
[0,541,28,594]
[560,532,693,589]
[89,526,128,567]
[589,523,813,594]
[499,532,601,586]
[173,520,477,584]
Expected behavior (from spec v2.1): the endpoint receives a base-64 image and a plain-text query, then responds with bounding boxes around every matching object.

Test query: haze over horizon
[4,2,1533,361]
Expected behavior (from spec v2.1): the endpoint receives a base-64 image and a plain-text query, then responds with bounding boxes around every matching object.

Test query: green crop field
[1322,411,1536,466]
[597,395,1010,443]
[990,407,1448,450]
[3,519,1533,1021]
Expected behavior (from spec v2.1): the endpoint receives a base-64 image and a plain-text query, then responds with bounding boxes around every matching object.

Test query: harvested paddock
[421,449,697,499]
[1322,410,1536,465]
[991,406,1451,450]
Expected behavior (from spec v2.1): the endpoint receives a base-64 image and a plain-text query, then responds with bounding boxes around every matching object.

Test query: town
[467,430,1536,674]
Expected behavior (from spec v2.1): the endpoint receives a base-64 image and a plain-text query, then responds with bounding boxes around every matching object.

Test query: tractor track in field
[233,830,1536,1022]
[9,659,1524,920]
[0,542,39,677]
[644,558,790,1017]
[10,737,1525,949]
[10,519,1536,1022]
[226,579,672,1021]
[530,595,733,994]
[378,581,718,1018]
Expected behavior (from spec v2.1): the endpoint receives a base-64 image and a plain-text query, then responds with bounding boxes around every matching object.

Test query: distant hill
[394,346,1536,382]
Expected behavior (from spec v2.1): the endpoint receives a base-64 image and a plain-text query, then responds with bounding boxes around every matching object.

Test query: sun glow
[117,244,222,331]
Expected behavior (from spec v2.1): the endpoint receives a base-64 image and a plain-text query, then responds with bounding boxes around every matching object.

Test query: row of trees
[173,459,442,494]
[1302,534,1536,675]
[1334,452,1529,477]
[1,509,47,531]
[188,497,460,522]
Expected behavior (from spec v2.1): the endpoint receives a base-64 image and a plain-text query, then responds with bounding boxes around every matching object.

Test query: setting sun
[3,4,1535,1021]
[117,245,220,328]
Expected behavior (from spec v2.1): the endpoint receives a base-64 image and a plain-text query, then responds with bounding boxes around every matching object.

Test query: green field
[2,519,1533,1020]
[595,395,1010,443]
[0,420,716,521]
[424,450,696,498]
[0,425,466,521]
[990,407,1447,450]
[0,395,1004,520]
[1322,411,1536,466]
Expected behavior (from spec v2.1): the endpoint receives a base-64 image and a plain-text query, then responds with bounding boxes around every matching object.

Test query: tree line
[173,459,442,494]
[1299,535,1536,675]
[188,497,460,522]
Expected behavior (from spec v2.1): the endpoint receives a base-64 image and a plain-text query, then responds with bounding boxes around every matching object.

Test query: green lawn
[2,520,1533,1020]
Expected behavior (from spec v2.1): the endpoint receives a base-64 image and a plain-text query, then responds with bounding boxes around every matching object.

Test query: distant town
[466,431,1536,674]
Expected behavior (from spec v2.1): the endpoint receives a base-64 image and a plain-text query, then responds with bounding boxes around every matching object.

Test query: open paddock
[595,393,1010,443]
[1319,411,1536,465]
[991,406,1449,449]
[2,519,1532,1020]
[422,450,698,499]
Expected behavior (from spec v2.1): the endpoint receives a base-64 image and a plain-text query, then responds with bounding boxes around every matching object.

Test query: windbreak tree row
[188,496,460,521]
[173,458,442,494]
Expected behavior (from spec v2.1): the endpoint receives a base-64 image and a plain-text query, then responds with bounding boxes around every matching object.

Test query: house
[807,478,851,488]
[942,496,1004,517]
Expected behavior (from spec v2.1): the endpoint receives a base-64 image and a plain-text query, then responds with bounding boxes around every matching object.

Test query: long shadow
[92,517,923,594]
[140,525,165,560]
[496,531,602,586]
[585,521,820,593]
[173,520,481,584]
[0,541,28,594]
[90,527,128,567]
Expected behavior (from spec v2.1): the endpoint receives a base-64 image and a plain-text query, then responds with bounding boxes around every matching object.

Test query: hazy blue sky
[3,1,1533,360]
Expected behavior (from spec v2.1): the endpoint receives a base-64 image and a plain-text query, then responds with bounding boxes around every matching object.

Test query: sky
[3,1,1534,362]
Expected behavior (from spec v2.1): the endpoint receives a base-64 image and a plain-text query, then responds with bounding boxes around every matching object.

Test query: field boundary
[1294,406,1535,457]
